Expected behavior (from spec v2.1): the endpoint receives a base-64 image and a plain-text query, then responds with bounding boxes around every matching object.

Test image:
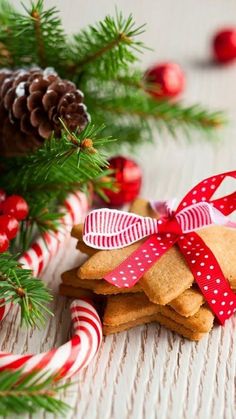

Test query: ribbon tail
[178,232,236,324]
[176,171,236,213]
[104,233,178,288]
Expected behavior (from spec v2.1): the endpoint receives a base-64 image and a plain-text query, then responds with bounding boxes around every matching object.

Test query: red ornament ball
[0,215,19,240]
[105,156,142,207]
[0,232,9,253]
[145,62,185,99]
[213,28,236,63]
[2,195,29,221]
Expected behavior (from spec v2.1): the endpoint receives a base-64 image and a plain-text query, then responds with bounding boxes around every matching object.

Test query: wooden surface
[4,1,236,418]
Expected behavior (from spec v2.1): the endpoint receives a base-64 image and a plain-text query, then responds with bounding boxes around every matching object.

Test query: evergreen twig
[83,79,225,144]
[0,253,52,327]
[0,369,70,415]
[67,10,146,78]
[0,122,115,252]
[31,2,46,67]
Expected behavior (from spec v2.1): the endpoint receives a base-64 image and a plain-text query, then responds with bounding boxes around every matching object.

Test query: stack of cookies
[60,199,236,341]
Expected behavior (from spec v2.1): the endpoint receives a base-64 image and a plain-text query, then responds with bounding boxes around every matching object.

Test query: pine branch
[31,2,46,67]
[0,253,52,327]
[99,97,223,130]
[0,370,70,416]
[83,80,225,143]
[65,10,146,79]
[0,123,115,251]
[0,0,67,70]
[0,123,113,193]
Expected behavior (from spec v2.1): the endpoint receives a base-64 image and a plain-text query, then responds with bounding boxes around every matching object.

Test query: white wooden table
[4,1,236,418]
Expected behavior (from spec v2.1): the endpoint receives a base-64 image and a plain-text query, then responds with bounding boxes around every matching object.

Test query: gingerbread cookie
[62,268,204,317]
[103,293,214,340]
[77,198,236,304]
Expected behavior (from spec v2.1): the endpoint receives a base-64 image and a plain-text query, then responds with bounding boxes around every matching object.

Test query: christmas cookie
[76,225,236,304]
[103,293,214,340]
[61,269,207,318]
[62,268,142,294]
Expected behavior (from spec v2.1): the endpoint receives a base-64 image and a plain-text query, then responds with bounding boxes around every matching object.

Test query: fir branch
[31,1,46,67]
[99,98,223,130]
[0,0,67,70]
[0,123,113,193]
[83,82,225,143]
[67,10,146,79]
[0,253,52,327]
[0,123,115,251]
[0,370,70,416]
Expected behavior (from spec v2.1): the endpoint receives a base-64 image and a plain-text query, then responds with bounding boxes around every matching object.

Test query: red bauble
[0,215,19,240]
[105,156,142,207]
[0,231,9,253]
[145,62,185,99]
[213,28,236,63]
[2,195,29,221]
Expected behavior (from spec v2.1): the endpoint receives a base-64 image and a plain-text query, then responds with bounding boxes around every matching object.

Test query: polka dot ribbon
[83,171,236,324]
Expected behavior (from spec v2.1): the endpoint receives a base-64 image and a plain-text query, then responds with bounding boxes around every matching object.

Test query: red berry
[0,232,9,253]
[104,156,142,207]
[0,215,19,240]
[145,62,185,99]
[213,28,236,63]
[2,195,29,221]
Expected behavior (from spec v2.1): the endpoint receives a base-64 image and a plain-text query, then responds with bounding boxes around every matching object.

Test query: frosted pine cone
[0,67,90,156]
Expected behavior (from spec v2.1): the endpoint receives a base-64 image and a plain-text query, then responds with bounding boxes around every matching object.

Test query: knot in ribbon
[83,171,236,324]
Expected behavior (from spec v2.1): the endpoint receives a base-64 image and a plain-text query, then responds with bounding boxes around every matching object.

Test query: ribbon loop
[83,208,159,249]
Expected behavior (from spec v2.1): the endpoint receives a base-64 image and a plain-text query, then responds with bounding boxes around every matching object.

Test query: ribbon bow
[83,171,236,324]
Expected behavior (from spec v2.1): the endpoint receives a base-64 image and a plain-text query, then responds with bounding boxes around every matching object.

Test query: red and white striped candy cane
[19,191,89,275]
[0,191,88,322]
[0,192,103,378]
[0,301,11,322]
[0,299,102,378]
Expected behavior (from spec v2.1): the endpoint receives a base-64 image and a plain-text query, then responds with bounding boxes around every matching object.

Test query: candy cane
[0,191,88,322]
[0,299,102,379]
[0,300,11,322]
[0,192,103,378]
[19,191,89,275]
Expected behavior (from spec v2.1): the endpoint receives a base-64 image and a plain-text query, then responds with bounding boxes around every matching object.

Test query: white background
[4,1,236,418]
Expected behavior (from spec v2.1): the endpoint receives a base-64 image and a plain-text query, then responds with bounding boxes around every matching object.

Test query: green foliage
[0,253,52,327]
[0,123,114,251]
[67,10,146,79]
[0,0,67,69]
[0,369,70,415]
[1,123,112,193]
[81,71,224,145]
[0,0,225,145]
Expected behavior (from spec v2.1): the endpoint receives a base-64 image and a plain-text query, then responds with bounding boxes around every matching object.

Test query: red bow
[83,171,236,324]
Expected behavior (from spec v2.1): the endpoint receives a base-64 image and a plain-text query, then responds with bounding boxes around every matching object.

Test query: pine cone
[0,67,90,156]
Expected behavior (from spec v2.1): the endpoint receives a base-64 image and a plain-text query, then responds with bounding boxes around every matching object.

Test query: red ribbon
[83,171,236,324]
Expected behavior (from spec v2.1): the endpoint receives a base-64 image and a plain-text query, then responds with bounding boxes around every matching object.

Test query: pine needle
[0,370,70,415]
[0,253,52,327]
